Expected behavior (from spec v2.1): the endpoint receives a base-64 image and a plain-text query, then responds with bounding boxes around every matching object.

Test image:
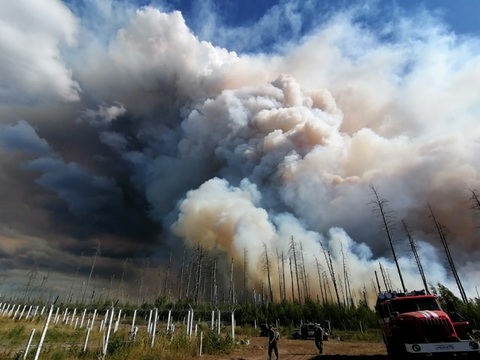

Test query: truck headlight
[469,342,479,350]
[412,344,421,352]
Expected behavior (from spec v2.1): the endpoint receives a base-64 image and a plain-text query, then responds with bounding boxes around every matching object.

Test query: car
[292,323,329,340]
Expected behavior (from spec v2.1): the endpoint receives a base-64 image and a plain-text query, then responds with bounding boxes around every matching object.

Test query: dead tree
[178,245,187,298]
[341,243,354,307]
[82,243,101,305]
[276,249,283,302]
[321,244,342,306]
[68,264,81,304]
[281,250,287,301]
[379,262,393,291]
[299,243,310,300]
[428,204,468,304]
[163,251,173,299]
[229,257,235,304]
[324,271,333,301]
[243,248,248,304]
[370,185,406,292]
[194,246,204,305]
[262,243,274,303]
[470,190,480,213]
[402,220,429,293]
[117,258,128,303]
[289,236,302,303]
[314,256,326,303]
[289,256,295,302]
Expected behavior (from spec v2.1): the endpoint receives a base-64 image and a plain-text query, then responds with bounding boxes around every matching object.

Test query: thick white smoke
[0,1,479,301]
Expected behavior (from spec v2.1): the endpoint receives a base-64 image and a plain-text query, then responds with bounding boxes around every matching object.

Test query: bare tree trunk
[243,249,248,304]
[281,251,286,301]
[299,243,310,300]
[276,249,283,302]
[314,256,325,303]
[117,258,128,303]
[341,243,353,307]
[211,256,218,306]
[289,256,295,302]
[402,220,429,293]
[194,246,203,305]
[229,257,235,304]
[262,243,274,303]
[321,244,341,306]
[470,190,480,216]
[164,252,173,299]
[290,237,302,303]
[429,204,468,304]
[68,265,81,304]
[179,247,186,298]
[370,185,406,292]
[82,243,101,305]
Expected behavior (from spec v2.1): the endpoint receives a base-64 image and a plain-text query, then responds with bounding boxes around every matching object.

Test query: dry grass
[0,312,386,360]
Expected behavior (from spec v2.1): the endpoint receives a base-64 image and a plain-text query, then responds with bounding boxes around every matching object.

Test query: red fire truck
[375,290,480,358]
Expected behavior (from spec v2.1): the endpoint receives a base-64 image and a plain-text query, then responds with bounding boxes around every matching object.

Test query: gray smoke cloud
[0,0,479,301]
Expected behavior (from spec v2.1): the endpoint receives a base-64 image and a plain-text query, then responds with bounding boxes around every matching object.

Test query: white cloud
[0,0,81,103]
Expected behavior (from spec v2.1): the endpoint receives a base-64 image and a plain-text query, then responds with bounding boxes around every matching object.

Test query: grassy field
[0,307,237,359]
[0,305,383,360]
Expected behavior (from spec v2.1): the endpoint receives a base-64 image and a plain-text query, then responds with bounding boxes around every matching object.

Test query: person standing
[268,324,279,360]
[314,325,324,355]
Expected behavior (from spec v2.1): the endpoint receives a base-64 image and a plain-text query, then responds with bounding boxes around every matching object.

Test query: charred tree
[321,244,342,306]
[194,246,204,305]
[262,243,274,303]
[281,250,287,301]
[370,185,406,292]
[179,247,186,298]
[211,255,218,305]
[164,251,173,299]
[470,189,480,213]
[68,264,81,304]
[243,248,248,304]
[299,242,310,300]
[428,204,468,304]
[229,257,235,304]
[314,256,326,303]
[289,256,295,302]
[402,220,429,293]
[289,236,302,303]
[82,243,101,304]
[276,249,283,302]
[341,243,354,307]
[117,258,128,303]
[379,262,393,291]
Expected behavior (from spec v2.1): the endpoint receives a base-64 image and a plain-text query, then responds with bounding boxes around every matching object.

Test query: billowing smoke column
[0,1,479,301]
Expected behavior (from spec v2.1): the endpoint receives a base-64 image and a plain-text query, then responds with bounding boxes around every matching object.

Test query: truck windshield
[392,297,440,313]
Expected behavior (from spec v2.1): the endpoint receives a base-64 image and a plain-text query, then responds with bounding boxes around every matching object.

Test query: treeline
[72,283,479,333]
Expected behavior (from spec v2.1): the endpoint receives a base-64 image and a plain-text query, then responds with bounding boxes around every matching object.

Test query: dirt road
[200,336,388,360]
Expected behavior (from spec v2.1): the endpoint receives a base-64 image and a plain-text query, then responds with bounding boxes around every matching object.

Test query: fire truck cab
[375,290,480,359]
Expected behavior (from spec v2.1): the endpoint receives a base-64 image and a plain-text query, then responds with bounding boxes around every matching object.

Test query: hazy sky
[0,0,479,302]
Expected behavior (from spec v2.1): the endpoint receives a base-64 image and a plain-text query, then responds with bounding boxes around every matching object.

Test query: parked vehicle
[292,322,329,340]
[375,289,480,359]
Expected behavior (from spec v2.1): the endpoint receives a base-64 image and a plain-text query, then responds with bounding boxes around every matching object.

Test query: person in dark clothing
[314,325,324,354]
[268,324,279,360]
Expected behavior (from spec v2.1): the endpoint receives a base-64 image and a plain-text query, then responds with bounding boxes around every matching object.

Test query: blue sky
[64,0,480,54]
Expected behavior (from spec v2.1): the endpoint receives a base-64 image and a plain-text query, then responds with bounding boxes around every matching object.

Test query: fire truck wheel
[386,339,408,360]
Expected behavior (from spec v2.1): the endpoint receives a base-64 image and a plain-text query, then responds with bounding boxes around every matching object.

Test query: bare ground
[200,337,388,360]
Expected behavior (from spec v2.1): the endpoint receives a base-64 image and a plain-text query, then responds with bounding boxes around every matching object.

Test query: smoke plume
[0,0,479,301]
